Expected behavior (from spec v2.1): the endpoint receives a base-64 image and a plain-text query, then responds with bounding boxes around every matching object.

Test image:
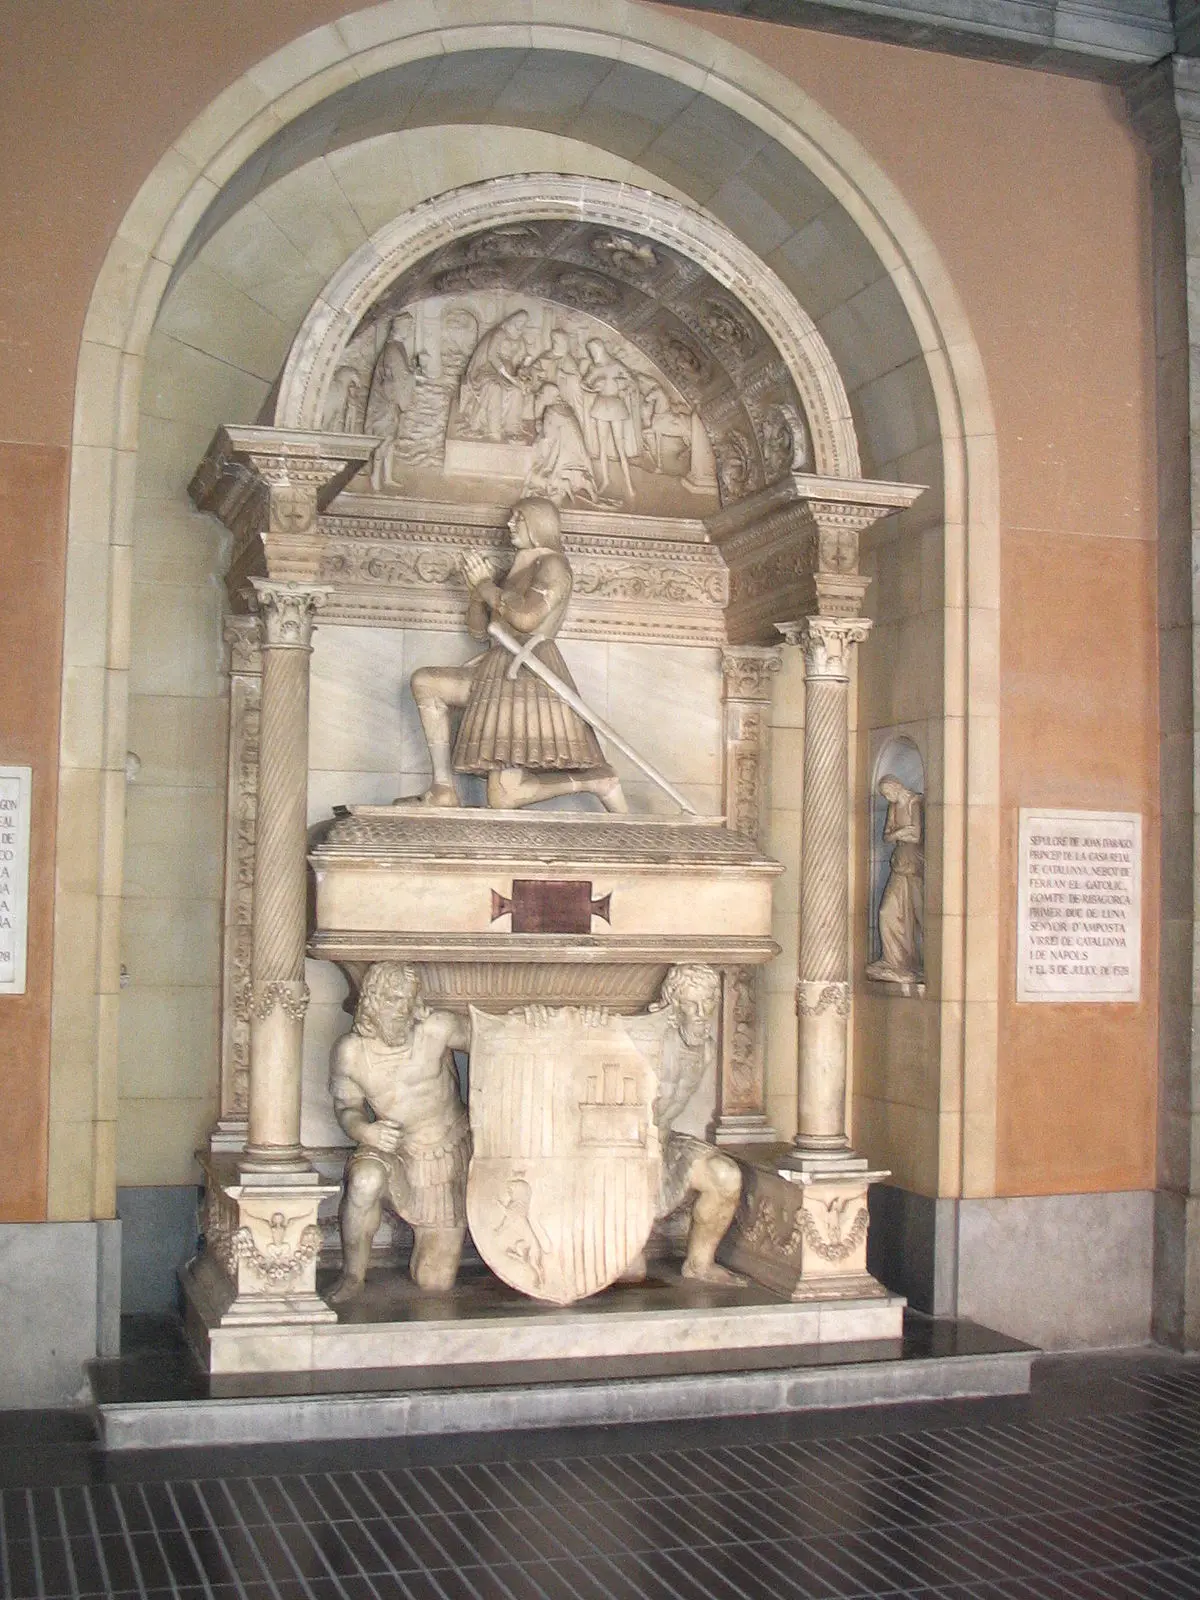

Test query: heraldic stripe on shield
[466,1006,662,1304]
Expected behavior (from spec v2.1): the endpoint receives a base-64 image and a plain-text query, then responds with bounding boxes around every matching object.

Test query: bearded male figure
[628,963,744,1284]
[328,963,471,1303]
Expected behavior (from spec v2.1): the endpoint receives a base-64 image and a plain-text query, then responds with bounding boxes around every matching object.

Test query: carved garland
[796,981,851,1018]
[739,1191,803,1258]
[252,979,311,1022]
[230,1219,323,1287]
[737,1191,869,1264]
[798,1205,869,1263]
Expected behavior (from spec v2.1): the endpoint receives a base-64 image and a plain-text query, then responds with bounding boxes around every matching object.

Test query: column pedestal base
[198,1156,340,1331]
[209,1119,249,1155]
[237,1163,330,1187]
[779,1149,870,1176]
[719,1155,894,1304]
[715,1112,780,1146]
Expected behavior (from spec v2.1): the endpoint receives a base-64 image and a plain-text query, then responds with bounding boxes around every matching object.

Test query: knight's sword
[486,619,698,815]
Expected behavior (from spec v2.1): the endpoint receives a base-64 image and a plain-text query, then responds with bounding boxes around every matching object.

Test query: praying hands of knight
[459,548,496,594]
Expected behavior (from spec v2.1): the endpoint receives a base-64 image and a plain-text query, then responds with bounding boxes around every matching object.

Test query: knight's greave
[414,694,454,785]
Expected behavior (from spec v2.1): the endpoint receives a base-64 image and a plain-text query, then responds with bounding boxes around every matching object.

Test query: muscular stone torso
[332,1019,463,1143]
[654,1023,711,1132]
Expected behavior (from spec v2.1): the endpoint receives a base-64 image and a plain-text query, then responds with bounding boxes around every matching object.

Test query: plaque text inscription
[0,766,32,996]
[1016,808,1141,1003]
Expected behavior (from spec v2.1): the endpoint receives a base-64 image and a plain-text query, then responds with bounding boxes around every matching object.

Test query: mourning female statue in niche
[866,775,925,985]
[398,496,627,812]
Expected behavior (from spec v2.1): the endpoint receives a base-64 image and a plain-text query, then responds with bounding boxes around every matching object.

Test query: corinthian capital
[249,580,332,650]
[776,616,872,680]
[721,646,782,701]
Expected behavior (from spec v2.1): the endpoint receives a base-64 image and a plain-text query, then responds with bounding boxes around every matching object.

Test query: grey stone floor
[4,1343,1200,1598]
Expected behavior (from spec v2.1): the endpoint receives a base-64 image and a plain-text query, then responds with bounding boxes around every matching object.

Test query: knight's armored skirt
[452,641,605,773]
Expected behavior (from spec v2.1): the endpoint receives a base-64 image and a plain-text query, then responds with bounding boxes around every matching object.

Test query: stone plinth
[194,1156,340,1330]
[182,1261,904,1376]
[718,1152,893,1303]
[309,809,782,1009]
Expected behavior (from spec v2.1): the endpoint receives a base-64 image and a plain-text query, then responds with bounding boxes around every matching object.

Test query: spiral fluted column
[779,616,871,1172]
[242,579,330,1172]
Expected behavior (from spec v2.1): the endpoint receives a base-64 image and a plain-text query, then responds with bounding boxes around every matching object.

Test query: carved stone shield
[466,1006,661,1304]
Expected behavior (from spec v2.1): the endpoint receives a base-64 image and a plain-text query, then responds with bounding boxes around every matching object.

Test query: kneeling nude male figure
[402,496,627,811]
[328,963,470,1302]
[628,963,744,1284]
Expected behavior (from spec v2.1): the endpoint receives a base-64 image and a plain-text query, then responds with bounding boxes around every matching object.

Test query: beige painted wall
[700,14,1159,1195]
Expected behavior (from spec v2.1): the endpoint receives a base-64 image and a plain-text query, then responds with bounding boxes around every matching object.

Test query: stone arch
[273,174,861,482]
[52,2,999,1224]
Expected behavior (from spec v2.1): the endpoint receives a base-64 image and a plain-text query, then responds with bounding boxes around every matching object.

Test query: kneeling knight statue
[402,496,629,812]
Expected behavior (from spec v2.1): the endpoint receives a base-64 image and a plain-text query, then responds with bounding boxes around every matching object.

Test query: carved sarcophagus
[308,808,781,1010]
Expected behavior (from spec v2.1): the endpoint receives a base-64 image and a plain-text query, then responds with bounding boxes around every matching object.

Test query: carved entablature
[707,475,926,645]
[189,426,376,609]
[314,496,728,645]
[191,423,924,648]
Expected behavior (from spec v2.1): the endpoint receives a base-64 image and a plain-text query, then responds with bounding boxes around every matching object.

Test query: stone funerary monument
[182,178,922,1378]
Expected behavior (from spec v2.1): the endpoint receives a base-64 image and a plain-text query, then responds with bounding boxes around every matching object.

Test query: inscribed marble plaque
[1016,809,1141,1003]
[0,766,32,995]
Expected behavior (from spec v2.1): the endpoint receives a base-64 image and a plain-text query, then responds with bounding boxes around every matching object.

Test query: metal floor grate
[8,1397,1200,1599]
[13,1338,1200,1600]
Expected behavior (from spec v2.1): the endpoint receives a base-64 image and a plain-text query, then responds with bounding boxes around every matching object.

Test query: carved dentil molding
[248,581,332,649]
[777,616,872,679]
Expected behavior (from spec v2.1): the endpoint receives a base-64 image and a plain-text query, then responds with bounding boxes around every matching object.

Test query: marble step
[91,1310,1034,1451]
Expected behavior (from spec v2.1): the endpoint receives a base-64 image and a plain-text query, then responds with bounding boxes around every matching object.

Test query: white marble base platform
[95,1341,1033,1451]
[183,1260,905,1377]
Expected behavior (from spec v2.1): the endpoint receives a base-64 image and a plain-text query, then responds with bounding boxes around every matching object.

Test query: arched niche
[50,7,1001,1232]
